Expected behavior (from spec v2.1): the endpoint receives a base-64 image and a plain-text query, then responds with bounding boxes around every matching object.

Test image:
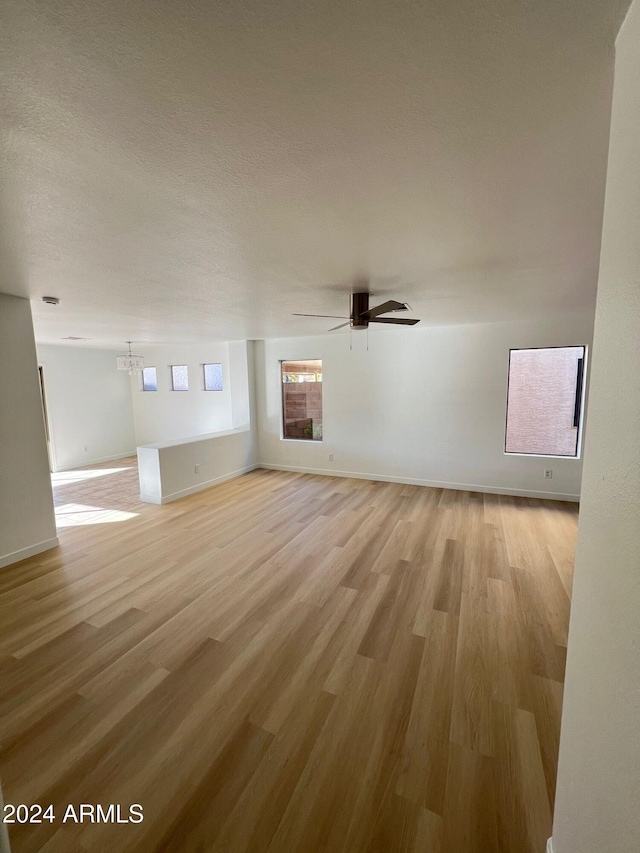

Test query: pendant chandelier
[116,341,145,374]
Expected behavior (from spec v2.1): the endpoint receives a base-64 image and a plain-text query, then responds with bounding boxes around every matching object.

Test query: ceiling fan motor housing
[351,292,370,327]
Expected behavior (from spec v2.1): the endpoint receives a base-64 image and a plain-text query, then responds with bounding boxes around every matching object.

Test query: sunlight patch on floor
[55,502,139,528]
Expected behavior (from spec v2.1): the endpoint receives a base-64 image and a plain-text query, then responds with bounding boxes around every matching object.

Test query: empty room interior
[1,2,639,852]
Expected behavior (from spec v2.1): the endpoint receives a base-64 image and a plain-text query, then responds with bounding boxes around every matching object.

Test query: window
[281,360,323,441]
[505,346,585,457]
[204,362,223,391]
[142,367,158,391]
[171,365,189,391]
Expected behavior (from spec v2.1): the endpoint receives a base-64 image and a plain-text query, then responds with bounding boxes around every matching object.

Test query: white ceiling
[0,0,631,348]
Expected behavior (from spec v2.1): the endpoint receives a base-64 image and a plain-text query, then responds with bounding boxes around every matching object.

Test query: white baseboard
[547,838,554,853]
[0,536,59,570]
[56,451,137,472]
[258,463,579,502]
[140,464,259,505]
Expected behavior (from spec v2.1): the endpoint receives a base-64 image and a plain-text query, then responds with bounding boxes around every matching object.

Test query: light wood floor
[0,459,577,852]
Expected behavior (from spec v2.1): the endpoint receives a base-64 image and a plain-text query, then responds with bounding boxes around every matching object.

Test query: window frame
[504,344,587,459]
[280,358,324,443]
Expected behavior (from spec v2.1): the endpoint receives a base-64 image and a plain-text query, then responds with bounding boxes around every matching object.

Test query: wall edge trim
[0,537,59,570]
[140,464,259,504]
[258,464,580,502]
[59,451,137,472]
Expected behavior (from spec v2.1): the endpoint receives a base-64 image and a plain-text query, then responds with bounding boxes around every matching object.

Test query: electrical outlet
[328,454,333,461]
[195,464,200,474]
[544,469,553,479]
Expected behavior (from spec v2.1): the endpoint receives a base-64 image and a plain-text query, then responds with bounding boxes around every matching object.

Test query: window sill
[504,451,580,459]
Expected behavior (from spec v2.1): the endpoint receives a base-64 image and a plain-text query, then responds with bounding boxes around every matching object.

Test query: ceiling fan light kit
[351,292,372,328]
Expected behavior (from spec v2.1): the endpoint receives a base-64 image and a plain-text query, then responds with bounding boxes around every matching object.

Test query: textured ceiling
[0,0,631,347]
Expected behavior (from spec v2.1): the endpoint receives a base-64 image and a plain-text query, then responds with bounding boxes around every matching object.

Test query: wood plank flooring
[0,459,577,852]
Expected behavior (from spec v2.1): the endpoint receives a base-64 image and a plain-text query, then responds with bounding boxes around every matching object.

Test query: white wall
[136,340,258,503]
[0,294,57,568]
[138,427,256,504]
[552,3,640,851]
[131,342,233,445]
[229,340,252,428]
[37,344,136,471]
[255,312,594,500]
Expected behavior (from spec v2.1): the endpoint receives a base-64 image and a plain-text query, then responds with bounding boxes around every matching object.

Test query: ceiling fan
[293,292,420,331]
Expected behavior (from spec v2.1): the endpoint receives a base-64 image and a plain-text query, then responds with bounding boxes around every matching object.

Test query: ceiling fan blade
[292,313,349,319]
[328,321,352,331]
[358,299,408,319]
[369,317,421,325]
